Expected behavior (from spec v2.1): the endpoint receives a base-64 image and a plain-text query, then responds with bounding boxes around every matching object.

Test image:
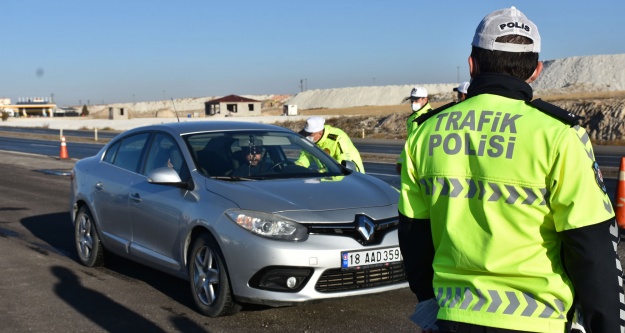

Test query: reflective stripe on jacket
[399,77,615,331]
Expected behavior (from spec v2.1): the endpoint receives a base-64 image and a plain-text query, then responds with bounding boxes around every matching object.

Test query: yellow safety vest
[400,94,614,332]
[397,103,432,165]
[303,125,365,173]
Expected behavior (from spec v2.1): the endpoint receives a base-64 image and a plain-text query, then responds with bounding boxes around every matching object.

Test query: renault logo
[357,216,376,241]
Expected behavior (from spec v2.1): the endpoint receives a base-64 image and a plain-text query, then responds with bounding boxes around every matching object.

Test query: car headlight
[225,210,308,242]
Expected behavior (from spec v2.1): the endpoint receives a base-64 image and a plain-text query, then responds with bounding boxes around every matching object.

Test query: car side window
[103,141,121,164]
[110,133,150,173]
[144,133,189,179]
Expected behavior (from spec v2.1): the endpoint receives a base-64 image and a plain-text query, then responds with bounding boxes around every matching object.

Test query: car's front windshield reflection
[183,130,345,179]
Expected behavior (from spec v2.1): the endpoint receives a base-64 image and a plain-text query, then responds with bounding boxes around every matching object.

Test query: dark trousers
[398,217,420,296]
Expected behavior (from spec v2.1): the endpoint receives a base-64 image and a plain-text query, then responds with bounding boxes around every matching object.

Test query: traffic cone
[59,136,69,159]
[615,157,625,228]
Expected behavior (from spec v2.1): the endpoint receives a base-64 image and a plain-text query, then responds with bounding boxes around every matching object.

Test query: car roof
[123,120,294,136]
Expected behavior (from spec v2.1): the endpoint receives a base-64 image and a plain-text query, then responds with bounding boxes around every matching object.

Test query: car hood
[204,174,398,221]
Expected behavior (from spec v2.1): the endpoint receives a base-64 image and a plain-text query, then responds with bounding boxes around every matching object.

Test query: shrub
[1,111,8,121]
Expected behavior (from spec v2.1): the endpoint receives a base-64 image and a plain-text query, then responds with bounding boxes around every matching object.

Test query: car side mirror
[341,160,357,172]
[147,167,192,189]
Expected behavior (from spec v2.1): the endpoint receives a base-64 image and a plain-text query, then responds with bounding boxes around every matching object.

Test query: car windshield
[183,130,346,180]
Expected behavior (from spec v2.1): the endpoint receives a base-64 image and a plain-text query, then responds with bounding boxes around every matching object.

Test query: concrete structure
[283,104,298,116]
[108,106,129,120]
[204,95,262,117]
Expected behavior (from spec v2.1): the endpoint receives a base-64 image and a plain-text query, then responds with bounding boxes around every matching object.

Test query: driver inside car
[231,139,265,177]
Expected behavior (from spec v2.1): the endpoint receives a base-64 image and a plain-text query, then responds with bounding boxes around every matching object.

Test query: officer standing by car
[399,6,624,332]
[395,87,432,174]
[298,116,365,173]
[453,81,470,102]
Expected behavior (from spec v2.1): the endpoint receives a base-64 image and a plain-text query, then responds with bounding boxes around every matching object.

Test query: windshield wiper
[210,175,264,181]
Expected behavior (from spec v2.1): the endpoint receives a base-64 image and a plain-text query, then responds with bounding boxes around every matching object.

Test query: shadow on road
[21,212,77,259]
[22,212,271,328]
[52,265,168,332]
[21,213,196,317]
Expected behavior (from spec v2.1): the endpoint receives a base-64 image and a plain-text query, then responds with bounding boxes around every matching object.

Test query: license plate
[341,247,402,269]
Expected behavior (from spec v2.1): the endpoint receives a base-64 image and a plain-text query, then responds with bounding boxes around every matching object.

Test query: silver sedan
[70,121,406,317]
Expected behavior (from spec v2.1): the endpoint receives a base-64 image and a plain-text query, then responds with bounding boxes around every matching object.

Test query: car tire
[75,206,104,267]
[188,233,241,317]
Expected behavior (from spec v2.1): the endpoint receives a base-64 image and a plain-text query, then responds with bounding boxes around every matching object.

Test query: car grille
[315,262,407,292]
[308,215,399,246]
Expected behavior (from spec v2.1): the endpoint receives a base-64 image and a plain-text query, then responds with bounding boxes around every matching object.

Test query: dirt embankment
[553,98,625,143]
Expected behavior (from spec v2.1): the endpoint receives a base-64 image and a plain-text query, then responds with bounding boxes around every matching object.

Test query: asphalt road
[1,144,624,332]
[0,152,418,333]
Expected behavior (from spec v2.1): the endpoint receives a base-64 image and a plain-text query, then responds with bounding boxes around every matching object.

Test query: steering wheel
[268,161,289,172]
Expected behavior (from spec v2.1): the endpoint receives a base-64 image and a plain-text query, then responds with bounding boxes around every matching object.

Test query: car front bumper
[215,220,408,306]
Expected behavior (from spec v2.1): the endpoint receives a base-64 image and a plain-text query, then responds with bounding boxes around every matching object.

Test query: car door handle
[130,192,142,203]
[95,182,104,190]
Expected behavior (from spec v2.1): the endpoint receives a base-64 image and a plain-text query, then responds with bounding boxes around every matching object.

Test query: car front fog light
[249,266,313,292]
[286,277,297,289]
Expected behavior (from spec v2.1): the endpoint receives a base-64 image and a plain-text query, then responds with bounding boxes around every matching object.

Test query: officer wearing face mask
[297,117,365,173]
[395,87,432,174]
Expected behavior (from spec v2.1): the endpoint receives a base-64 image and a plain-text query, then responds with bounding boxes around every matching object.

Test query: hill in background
[10,54,623,142]
[279,54,625,142]
[81,54,625,116]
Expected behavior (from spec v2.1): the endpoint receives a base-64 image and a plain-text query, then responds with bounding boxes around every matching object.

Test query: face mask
[306,136,315,143]
[411,102,422,112]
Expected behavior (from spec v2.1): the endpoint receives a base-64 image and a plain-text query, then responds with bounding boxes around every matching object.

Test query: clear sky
[2,0,624,106]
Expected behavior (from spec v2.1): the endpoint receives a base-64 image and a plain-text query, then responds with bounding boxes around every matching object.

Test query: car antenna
[170,97,180,122]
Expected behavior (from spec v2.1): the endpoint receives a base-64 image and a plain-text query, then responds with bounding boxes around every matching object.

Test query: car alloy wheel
[75,206,104,267]
[189,233,240,317]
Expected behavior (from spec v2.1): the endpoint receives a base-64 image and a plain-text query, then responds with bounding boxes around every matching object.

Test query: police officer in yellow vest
[298,117,365,173]
[396,87,432,174]
[399,7,624,332]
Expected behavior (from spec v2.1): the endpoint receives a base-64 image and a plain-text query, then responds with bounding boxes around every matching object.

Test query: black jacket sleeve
[398,212,435,301]
[560,218,625,332]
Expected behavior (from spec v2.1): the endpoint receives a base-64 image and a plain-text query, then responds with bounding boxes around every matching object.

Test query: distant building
[204,95,262,117]
[54,107,80,117]
[283,104,298,116]
[4,97,57,117]
[108,106,129,120]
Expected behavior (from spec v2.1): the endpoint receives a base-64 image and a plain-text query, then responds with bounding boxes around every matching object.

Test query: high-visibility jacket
[299,125,365,173]
[397,103,432,166]
[399,73,622,332]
